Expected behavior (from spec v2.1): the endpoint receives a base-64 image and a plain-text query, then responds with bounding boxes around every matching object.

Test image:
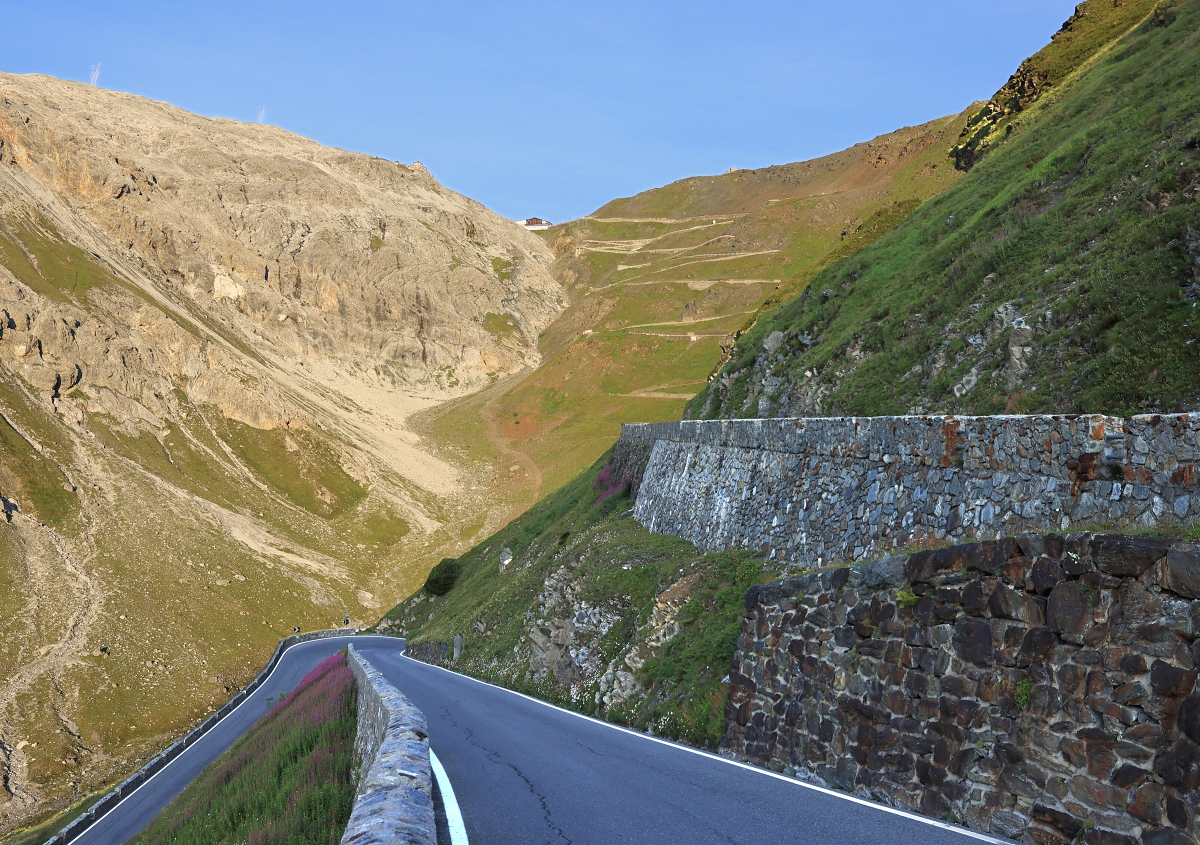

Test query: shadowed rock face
[0,72,563,390]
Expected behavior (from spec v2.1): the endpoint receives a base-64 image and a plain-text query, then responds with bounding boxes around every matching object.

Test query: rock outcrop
[0,73,563,391]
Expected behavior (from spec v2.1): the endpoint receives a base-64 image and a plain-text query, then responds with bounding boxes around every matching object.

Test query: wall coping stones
[341,645,434,845]
[620,413,1200,570]
[44,629,349,845]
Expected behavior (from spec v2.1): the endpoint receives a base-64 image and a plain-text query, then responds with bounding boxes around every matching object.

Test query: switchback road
[77,635,1009,844]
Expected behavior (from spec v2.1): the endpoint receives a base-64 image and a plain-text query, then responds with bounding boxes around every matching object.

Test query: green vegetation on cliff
[421,108,975,500]
[690,0,1200,420]
[952,0,1160,170]
[380,450,773,748]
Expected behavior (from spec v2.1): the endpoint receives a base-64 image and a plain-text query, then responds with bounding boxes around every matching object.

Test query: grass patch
[491,257,514,280]
[0,410,78,529]
[130,650,356,845]
[483,312,518,340]
[0,218,119,303]
[215,420,366,518]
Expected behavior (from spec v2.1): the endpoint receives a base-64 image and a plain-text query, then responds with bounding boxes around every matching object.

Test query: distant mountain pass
[425,109,975,497]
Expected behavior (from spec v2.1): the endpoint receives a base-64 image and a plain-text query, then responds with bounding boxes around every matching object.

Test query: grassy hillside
[130,651,356,845]
[418,111,974,497]
[690,0,1199,420]
[372,0,1200,766]
[376,450,776,748]
[952,0,1160,170]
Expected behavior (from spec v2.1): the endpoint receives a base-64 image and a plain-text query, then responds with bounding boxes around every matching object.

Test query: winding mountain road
[76,634,1010,845]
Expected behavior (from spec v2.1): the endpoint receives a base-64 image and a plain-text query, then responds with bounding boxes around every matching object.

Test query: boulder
[1176,693,1200,744]
[1151,737,1200,791]
[856,555,906,590]
[1029,556,1065,595]
[1016,626,1057,667]
[1149,660,1196,697]
[953,618,993,666]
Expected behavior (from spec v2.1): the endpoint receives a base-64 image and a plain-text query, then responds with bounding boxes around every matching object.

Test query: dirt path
[584,215,742,224]
[617,312,755,331]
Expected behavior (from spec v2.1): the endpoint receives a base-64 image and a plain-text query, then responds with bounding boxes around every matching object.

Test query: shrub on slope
[131,651,356,845]
[690,0,1200,420]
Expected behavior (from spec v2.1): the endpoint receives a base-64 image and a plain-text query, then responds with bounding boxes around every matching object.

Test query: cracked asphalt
[75,635,1006,845]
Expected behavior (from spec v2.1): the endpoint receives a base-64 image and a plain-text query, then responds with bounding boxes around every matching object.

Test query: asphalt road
[78,634,1009,845]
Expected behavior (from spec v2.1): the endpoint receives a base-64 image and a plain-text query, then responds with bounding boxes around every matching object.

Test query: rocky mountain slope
[0,73,562,834]
[689,0,1197,420]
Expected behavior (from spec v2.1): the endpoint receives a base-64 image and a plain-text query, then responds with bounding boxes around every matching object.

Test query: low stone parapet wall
[342,645,434,845]
[620,413,1200,569]
[725,533,1200,844]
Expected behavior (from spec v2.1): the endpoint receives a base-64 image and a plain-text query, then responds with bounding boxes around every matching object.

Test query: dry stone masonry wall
[725,534,1200,845]
[622,414,1200,570]
[342,646,434,845]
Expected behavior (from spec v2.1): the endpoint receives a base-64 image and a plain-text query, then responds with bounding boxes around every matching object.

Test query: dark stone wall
[609,438,652,497]
[725,534,1200,844]
[405,640,451,667]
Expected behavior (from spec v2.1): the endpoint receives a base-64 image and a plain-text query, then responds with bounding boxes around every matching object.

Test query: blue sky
[3,2,1078,222]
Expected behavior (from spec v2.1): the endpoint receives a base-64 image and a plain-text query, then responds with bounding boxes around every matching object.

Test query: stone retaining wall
[46,629,349,845]
[725,533,1200,845]
[403,640,451,667]
[620,413,1200,570]
[341,646,434,845]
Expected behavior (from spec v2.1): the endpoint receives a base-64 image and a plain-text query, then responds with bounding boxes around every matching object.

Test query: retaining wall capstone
[619,414,1200,569]
[44,629,349,845]
[725,533,1200,845]
[341,646,434,845]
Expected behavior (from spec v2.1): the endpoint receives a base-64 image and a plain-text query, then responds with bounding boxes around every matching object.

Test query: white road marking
[430,748,470,845]
[394,648,1008,845]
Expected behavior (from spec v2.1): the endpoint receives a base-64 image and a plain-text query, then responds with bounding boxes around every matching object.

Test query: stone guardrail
[620,413,1200,570]
[341,645,435,845]
[45,629,350,845]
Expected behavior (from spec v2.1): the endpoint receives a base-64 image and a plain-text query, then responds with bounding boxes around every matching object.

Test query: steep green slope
[952,0,1160,170]
[689,0,1199,420]
[131,652,356,845]
[375,450,774,748]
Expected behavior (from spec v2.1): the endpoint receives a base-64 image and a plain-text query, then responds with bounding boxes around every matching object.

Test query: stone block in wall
[1163,545,1200,599]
